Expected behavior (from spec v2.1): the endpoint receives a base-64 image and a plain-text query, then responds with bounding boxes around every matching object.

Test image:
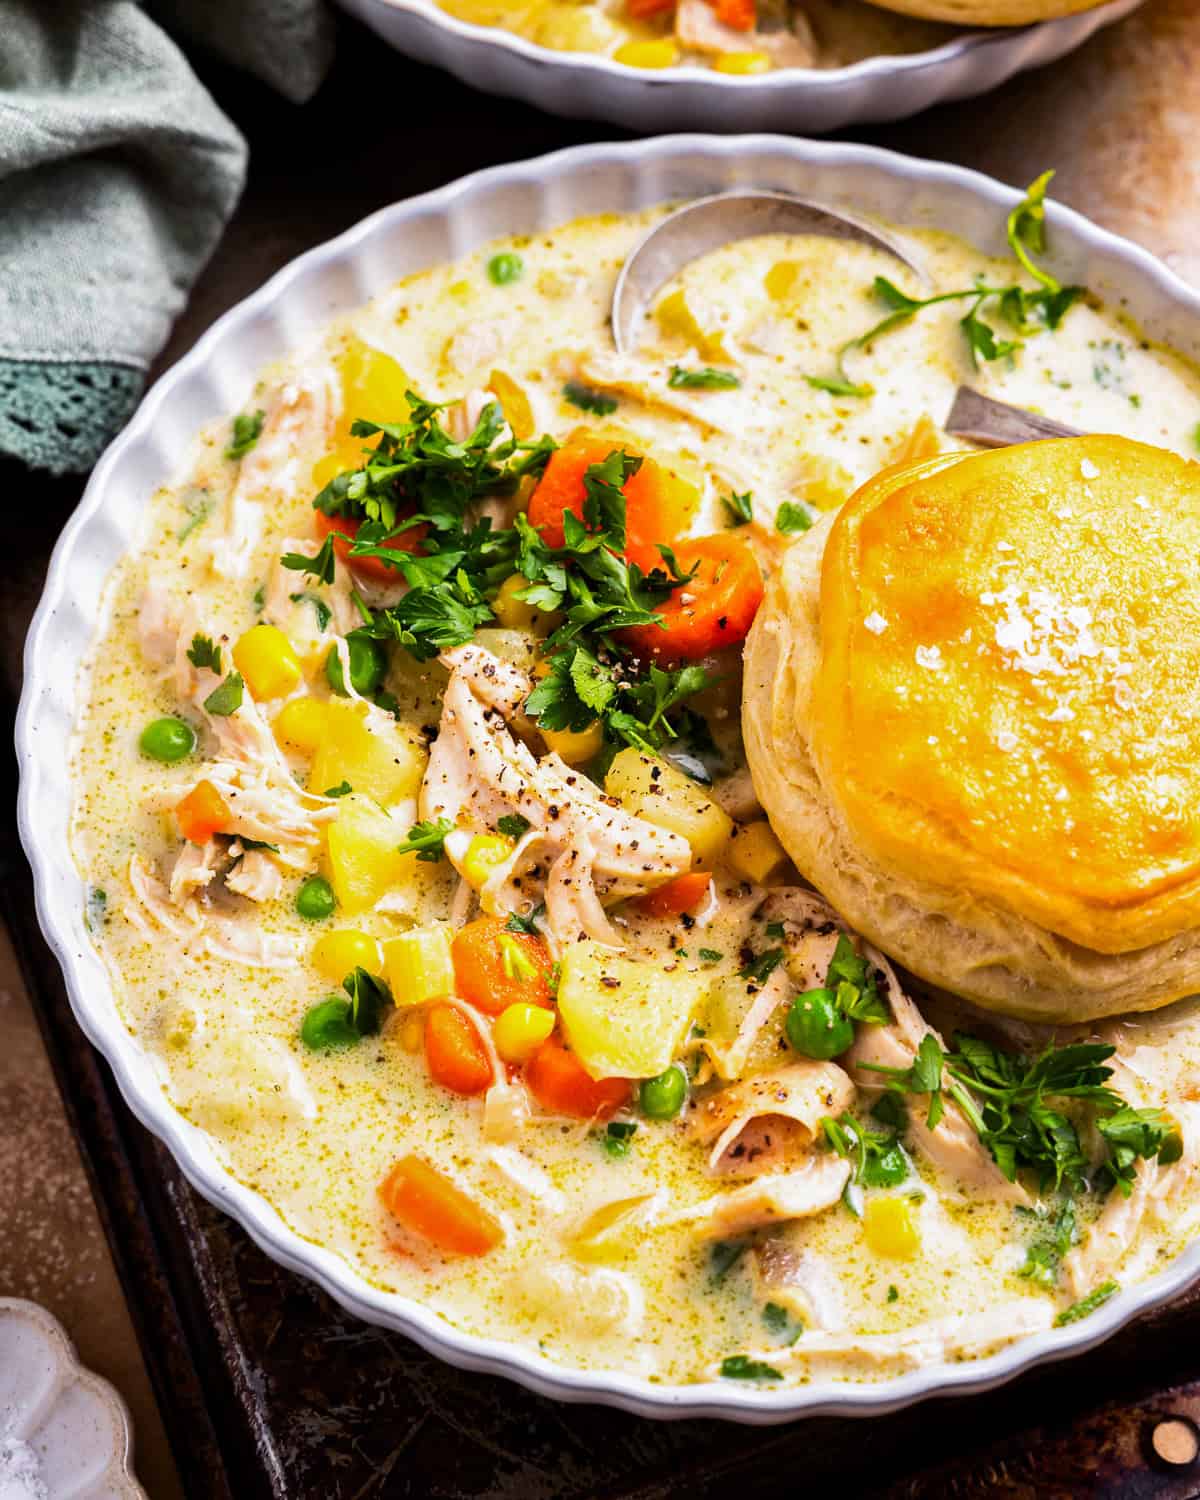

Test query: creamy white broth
[70,204,1200,1387]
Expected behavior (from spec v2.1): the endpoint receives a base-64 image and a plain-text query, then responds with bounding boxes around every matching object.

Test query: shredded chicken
[736,1300,1054,1375]
[126,855,205,941]
[168,841,220,904]
[445,322,514,379]
[485,1145,565,1211]
[680,1154,851,1239]
[225,848,284,903]
[674,0,815,63]
[420,646,691,947]
[565,351,743,437]
[201,919,298,969]
[692,1060,854,1178]
[206,370,337,580]
[847,946,1030,1207]
[751,1238,845,1330]
[138,584,179,667]
[262,536,362,666]
[145,761,335,870]
[710,766,761,823]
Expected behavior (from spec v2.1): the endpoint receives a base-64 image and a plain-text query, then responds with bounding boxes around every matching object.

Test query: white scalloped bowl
[0,1299,146,1500]
[335,0,1142,133]
[18,136,1200,1422]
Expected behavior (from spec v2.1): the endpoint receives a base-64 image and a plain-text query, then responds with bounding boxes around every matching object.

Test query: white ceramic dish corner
[334,0,1142,133]
[0,1298,147,1500]
[18,135,1200,1423]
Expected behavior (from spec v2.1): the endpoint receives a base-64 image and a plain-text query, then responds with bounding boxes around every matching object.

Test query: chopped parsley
[342,966,390,1035]
[822,1112,909,1192]
[225,409,265,461]
[708,1240,747,1282]
[323,780,352,797]
[85,886,108,932]
[775,502,813,536]
[497,813,531,839]
[187,634,222,673]
[177,490,213,543]
[601,1121,637,1159]
[761,1303,804,1344]
[697,947,723,963]
[1018,1199,1078,1287]
[667,365,741,390]
[290,591,332,631]
[202,672,244,717]
[1054,1279,1119,1327]
[738,947,784,986]
[563,381,618,417]
[282,533,336,587]
[505,906,544,935]
[806,172,1083,395]
[721,489,754,527]
[887,1285,899,1304]
[719,1356,782,1382]
[396,817,454,862]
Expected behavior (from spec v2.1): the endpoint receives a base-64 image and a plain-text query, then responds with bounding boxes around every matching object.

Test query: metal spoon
[944,386,1085,447]
[611,190,925,355]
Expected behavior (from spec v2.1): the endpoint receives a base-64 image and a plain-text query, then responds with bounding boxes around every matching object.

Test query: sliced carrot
[425,1003,492,1096]
[451,915,555,1017]
[378,1155,503,1256]
[626,0,676,17]
[621,533,764,663]
[714,0,755,27]
[891,414,941,466]
[175,780,231,844]
[632,871,713,918]
[526,434,695,571]
[315,510,428,584]
[525,1032,631,1120]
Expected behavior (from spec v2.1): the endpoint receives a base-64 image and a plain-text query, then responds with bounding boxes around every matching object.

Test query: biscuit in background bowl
[863,0,1110,25]
[744,434,1200,1024]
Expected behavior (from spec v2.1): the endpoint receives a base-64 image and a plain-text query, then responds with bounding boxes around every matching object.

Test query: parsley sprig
[806,172,1083,396]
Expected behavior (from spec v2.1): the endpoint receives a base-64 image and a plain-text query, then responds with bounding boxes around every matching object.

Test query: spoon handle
[944,386,1085,448]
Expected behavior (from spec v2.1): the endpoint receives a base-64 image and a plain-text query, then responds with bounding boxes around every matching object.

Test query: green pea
[296,875,336,922]
[139,717,197,763]
[300,997,358,1051]
[325,636,387,697]
[785,988,854,1060]
[487,252,523,286]
[640,1064,687,1120]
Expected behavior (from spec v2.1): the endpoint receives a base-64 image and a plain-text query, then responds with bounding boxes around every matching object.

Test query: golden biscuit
[744,436,1200,1022]
[862,0,1108,24]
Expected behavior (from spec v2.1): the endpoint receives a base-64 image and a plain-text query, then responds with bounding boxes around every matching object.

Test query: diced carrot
[315,510,428,584]
[525,1032,631,1120]
[627,0,676,16]
[451,915,555,1016]
[175,780,231,844]
[526,435,695,571]
[620,533,764,663]
[632,871,713,918]
[425,1003,493,1096]
[714,0,755,27]
[891,414,941,466]
[378,1155,503,1256]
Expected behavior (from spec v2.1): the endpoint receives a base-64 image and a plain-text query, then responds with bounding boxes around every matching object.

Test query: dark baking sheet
[10,13,1200,1497]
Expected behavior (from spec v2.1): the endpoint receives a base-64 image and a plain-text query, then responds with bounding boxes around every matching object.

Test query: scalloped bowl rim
[17,134,1200,1423]
[342,0,1141,91]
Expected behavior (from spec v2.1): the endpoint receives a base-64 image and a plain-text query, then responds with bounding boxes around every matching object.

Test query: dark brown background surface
[5,3,1200,1496]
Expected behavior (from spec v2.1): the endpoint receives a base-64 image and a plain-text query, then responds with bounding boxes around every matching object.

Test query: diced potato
[470,627,541,674]
[864,1197,920,1260]
[326,794,422,915]
[567,1194,658,1264]
[726,820,789,885]
[604,748,732,865]
[557,940,703,1079]
[541,722,604,766]
[383,923,456,1007]
[309,700,426,807]
[654,288,730,362]
[613,38,678,69]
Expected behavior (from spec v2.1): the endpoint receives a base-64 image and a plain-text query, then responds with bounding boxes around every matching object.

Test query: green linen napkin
[0,0,335,476]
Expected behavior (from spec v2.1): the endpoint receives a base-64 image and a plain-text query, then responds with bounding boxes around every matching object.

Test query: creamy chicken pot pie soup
[436,0,955,78]
[71,180,1200,1388]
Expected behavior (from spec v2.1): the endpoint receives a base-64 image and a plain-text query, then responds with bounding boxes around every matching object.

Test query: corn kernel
[494,1003,555,1065]
[542,721,605,766]
[715,49,770,74]
[311,928,383,981]
[232,624,302,702]
[864,1197,920,1260]
[462,834,516,890]
[383,924,455,1007]
[491,573,556,636]
[275,696,330,754]
[726,820,789,885]
[614,39,679,68]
